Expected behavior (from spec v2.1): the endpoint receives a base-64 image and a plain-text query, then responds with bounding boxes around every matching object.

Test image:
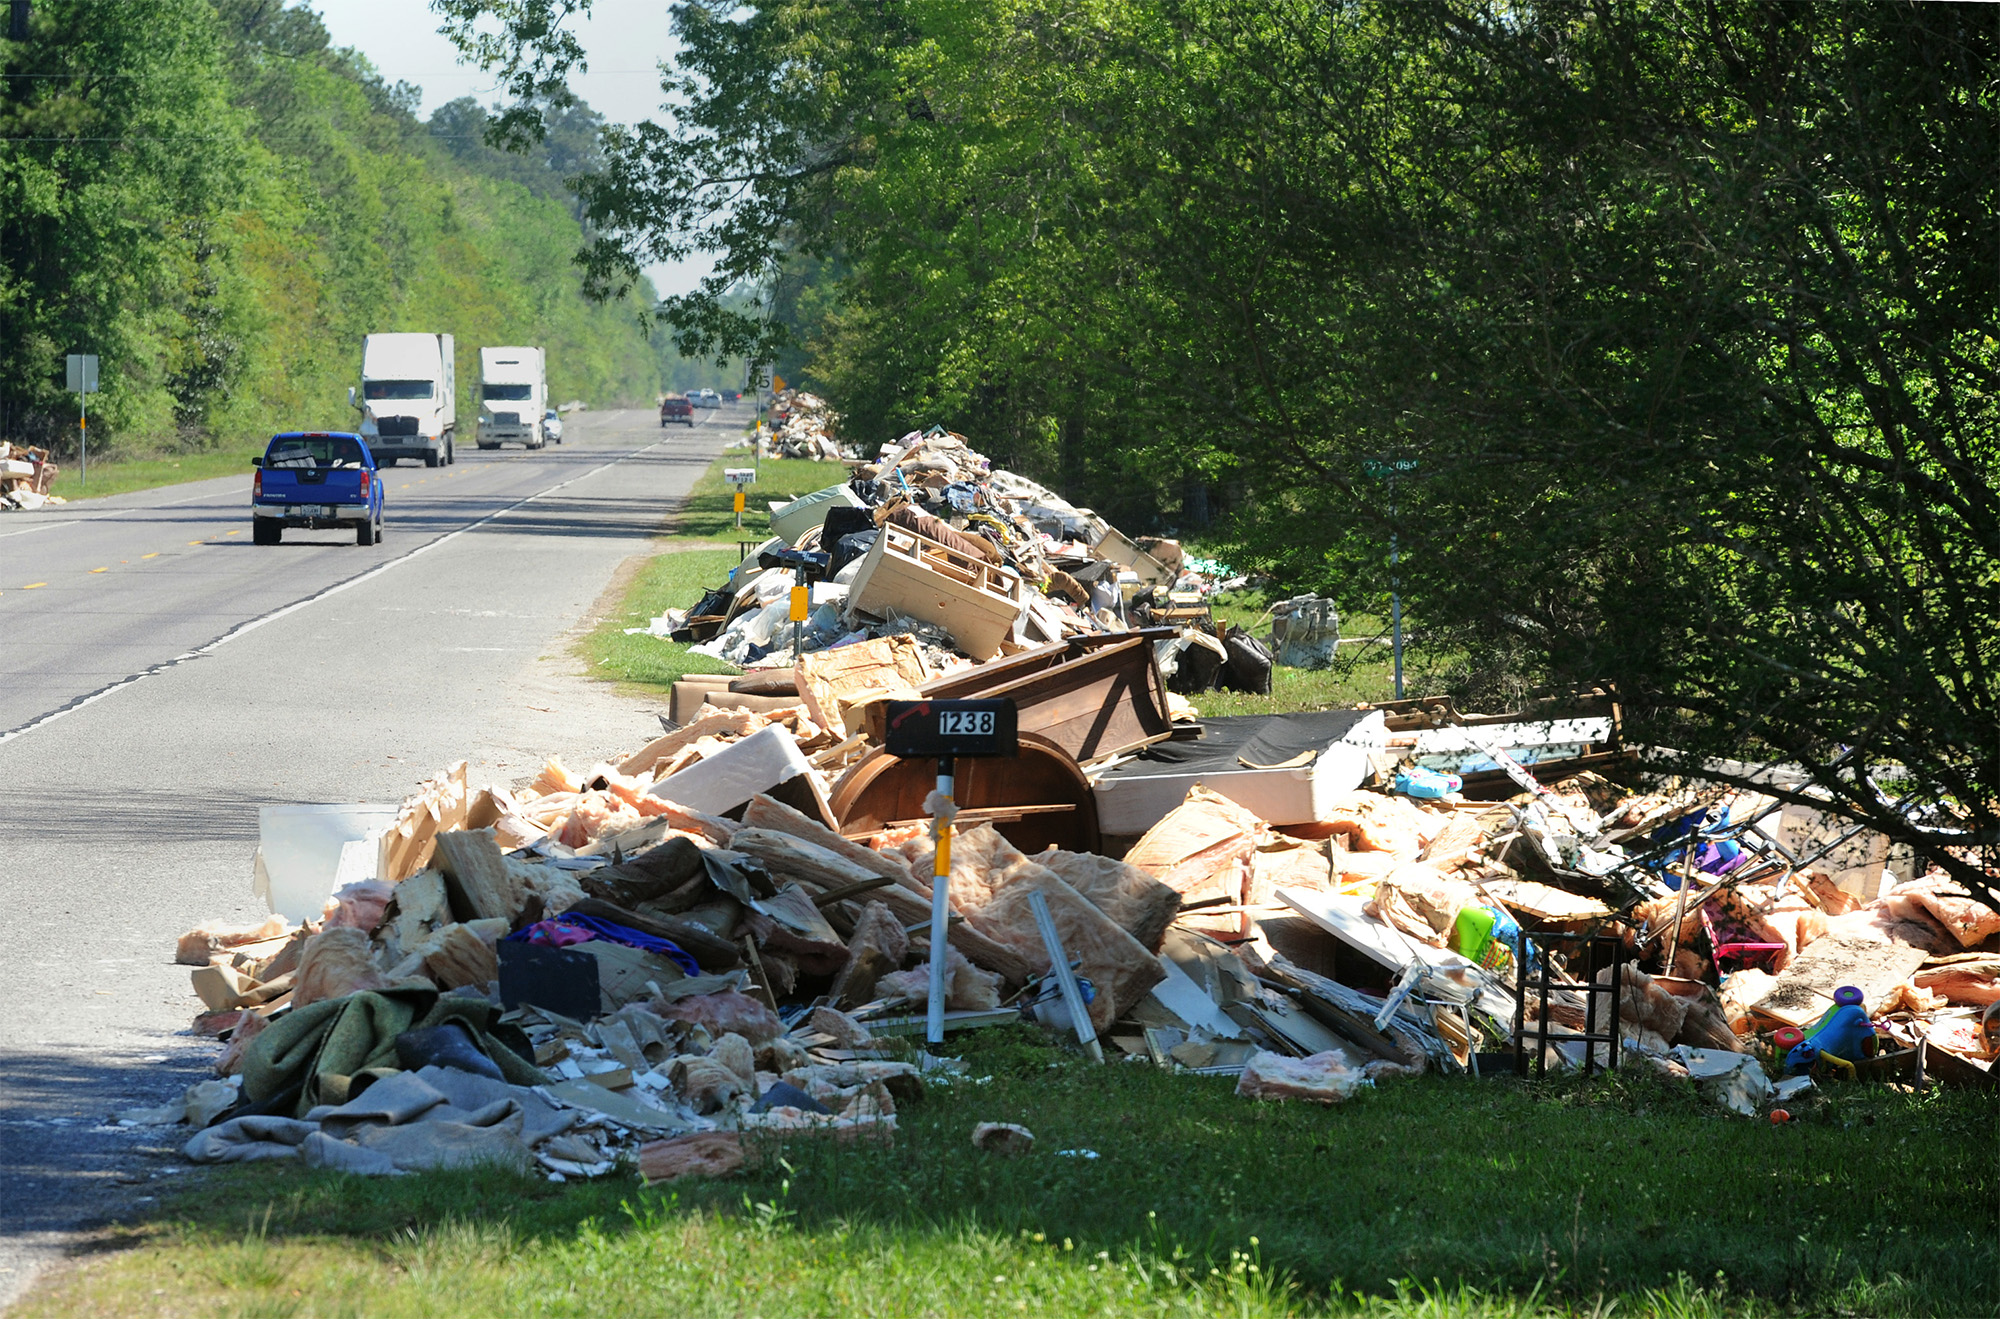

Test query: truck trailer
[352,333,456,467]
[476,347,548,450]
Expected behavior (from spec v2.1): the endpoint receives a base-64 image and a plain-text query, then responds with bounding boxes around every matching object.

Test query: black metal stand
[1513,933,1626,1078]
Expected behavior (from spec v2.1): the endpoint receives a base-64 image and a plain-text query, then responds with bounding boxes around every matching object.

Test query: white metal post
[1029,890,1104,1062]
[1391,533,1403,699]
[1389,480,1403,698]
[926,757,955,1044]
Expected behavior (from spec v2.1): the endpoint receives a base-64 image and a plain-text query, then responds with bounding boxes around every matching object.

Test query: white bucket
[252,804,400,922]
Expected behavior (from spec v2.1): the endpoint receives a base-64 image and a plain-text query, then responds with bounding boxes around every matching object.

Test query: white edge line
[0,434,675,749]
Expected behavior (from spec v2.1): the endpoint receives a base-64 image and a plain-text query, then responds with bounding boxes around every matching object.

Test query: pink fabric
[517,919,596,948]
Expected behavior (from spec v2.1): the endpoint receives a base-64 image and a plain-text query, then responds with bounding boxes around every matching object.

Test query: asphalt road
[0,401,740,1308]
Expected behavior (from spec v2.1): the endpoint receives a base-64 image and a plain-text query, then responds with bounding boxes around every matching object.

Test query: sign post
[883,698,1019,1043]
[65,353,99,490]
[1363,456,1419,698]
[749,362,773,480]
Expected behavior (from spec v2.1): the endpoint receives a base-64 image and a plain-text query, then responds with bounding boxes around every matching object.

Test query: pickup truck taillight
[253,469,263,498]
[359,470,371,498]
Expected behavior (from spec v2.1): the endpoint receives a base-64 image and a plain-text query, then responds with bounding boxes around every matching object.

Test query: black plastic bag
[1221,625,1274,695]
[821,503,875,546]
[829,529,879,575]
[1169,636,1227,694]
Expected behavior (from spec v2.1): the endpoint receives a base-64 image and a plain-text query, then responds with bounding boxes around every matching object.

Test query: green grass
[582,547,755,689]
[39,441,263,502]
[22,1029,1995,1317]
[1197,593,1431,717]
[578,450,856,690]
[670,451,853,544]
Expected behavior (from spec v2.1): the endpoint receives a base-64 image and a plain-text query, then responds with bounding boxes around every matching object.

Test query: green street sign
[1363,457,1419,479]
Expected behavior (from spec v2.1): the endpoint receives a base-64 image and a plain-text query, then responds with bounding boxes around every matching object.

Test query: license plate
[298,504,330,517]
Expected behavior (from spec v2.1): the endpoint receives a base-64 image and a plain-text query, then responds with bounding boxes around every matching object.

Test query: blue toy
[1394,766,1462,799]
[1783,986,1875,1075]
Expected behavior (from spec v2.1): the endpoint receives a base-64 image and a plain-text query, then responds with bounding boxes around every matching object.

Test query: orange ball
[1770,1109,1791,1124]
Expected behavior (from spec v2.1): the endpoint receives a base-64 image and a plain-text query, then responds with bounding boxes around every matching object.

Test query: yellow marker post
[733,488,746,530]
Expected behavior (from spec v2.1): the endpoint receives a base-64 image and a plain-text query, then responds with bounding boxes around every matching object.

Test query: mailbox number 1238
[937,710,995,736]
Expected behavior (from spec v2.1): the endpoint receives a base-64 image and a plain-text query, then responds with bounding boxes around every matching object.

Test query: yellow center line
[24,582,46,589]
[91,567,108,573]
[225,529,241,536]
[142,552,159,559]
[188,540,204,545]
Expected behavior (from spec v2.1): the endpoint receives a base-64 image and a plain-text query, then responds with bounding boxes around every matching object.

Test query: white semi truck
[476,347,548,450]
[351,333,456,467]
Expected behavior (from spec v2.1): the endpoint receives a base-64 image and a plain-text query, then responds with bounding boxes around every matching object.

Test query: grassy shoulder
[39,441,263,502]
[21,1031,1995,1317]
[577,451,857,691]
[1198,593,1427,718]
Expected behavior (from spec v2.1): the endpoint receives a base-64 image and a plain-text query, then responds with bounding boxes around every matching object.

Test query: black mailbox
[882,698,1019,760]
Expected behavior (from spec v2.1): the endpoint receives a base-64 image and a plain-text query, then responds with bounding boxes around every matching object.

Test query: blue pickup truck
[251,432,385,545]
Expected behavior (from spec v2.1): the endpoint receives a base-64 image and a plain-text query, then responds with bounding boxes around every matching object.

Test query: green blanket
[241,986,548,1116]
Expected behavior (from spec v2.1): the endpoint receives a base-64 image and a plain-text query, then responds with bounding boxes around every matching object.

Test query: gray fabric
[184,1115,319,1164]
[306,1069,447,1128]
[413,1066,578,1146]
[190,1065,571,1175]
[346,1106,530,1172]
[301,1130,402,1176]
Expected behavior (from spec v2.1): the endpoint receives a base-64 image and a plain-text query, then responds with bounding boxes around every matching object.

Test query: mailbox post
[725,467,755,533]
[756,545,829,663]
[883,698,1019,1043]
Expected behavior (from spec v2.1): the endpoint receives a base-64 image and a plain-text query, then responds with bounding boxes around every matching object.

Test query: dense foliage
[448,0,1995,887]
[0,0,664,458]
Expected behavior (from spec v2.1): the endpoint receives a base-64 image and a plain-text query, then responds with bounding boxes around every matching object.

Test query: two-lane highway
[0,404,732,740]
[0,400,739,1309]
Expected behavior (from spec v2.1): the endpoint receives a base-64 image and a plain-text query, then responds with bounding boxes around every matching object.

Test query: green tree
[0,0,664,457]
[0,0,252,445]
[438,0,1998,894]
[1132,0,2000,892]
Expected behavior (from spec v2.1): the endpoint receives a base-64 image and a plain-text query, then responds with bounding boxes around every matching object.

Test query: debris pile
[765,389,849,461]
[145,654,1995,1183]
[653,427,1263,700]
[1,442,62,510]
[135,423,1996,1181]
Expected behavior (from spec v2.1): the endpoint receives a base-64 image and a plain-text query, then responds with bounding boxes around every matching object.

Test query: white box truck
[476,347,548,450]
[351,333,456,467]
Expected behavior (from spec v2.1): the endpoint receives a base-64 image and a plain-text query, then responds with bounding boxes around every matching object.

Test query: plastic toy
[1782,986,1875,1076]
[1450,903,1533,975]
[1394,766,1462,799]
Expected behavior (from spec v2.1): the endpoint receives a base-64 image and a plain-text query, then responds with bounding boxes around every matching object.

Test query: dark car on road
[251,431,384,546]
[660,395,695,427]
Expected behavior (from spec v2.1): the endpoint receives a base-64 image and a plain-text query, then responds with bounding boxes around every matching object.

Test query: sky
[313,0,708,298]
